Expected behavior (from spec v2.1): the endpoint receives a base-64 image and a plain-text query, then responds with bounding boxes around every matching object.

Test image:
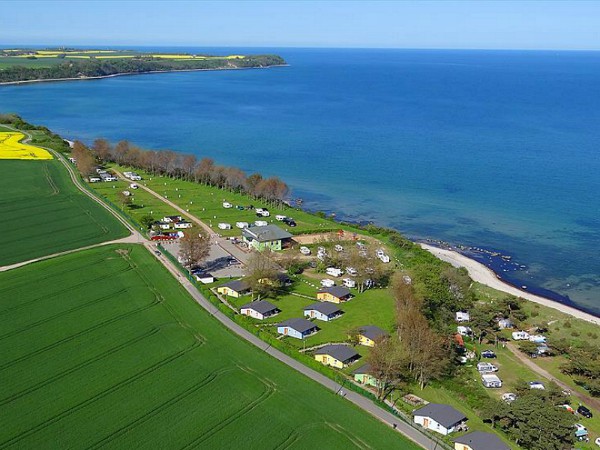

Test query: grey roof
[359,325,389,341]
[352,363,373,375]
[240,300,278,315]
[318,286,351,299]
[242,225,293,242]
[314,345,359,363]
[454,431,509,450]
[413,403,467,428]
[303,302,341,316]
[219,279,250,292]
[278,318,318,334]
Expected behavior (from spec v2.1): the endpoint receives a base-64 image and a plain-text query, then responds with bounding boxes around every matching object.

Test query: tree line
[76,138,291,207]
[0,54,286,83]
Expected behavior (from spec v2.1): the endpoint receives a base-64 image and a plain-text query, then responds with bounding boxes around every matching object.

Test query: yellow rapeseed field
[0,132,53,160]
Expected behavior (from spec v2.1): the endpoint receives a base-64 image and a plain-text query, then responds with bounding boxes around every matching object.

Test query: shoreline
[420,242,600,325]
[0,64,289,86]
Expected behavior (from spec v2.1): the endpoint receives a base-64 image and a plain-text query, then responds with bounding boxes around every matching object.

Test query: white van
[217,223,232,230]
[254,220,268,227]
[342,278,356,288]
[275,215,287,221]
[222,202,232,208]
[260,210,270,217]
[235,222,249,229]
[326,267,343,277]
[320,279,335,287]
[129,183,138,189]
[300,246,311,255]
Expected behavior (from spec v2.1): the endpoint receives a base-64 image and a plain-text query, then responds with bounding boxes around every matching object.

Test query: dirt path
[506,342,600,410]
[111,168,251,266]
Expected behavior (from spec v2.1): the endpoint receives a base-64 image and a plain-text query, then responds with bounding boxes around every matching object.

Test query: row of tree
[367,276,452,400]
[89,139,290,207]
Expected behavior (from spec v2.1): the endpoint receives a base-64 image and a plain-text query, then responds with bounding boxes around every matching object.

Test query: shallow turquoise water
[1,48,599,314]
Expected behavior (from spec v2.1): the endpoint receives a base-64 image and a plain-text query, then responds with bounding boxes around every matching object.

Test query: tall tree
[178,231,210,269]
[92,138,111,162]
[367,336,410,400]
[244,252,279,300]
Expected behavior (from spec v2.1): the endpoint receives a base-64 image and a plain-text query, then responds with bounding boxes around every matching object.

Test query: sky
[2,0,600,50]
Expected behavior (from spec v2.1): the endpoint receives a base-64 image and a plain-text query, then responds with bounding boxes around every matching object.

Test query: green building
[352,363,379,387]
[242,225,293,251]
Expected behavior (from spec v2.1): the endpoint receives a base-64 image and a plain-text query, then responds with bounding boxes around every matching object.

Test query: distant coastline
[0,64,289,86]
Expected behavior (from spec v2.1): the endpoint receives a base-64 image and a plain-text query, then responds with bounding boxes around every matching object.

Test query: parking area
[157,240,245,279]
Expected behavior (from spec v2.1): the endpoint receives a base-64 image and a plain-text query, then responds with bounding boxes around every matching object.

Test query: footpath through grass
[0,159,128,266]
[0,244,419,449]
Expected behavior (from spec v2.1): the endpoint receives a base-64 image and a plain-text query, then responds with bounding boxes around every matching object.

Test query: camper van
[299,246,311,255]
[254,220,268,227]
[222,202,233,208]
[326,267,344,277]
[236,222,249,229]
[342,278,356,288]
[218,223,232,230]
[481,374,502,388]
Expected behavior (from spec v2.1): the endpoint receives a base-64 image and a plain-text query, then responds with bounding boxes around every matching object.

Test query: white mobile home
[481,374,502,388]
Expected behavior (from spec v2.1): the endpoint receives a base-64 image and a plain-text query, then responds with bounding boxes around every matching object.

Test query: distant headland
[0,48,286,85]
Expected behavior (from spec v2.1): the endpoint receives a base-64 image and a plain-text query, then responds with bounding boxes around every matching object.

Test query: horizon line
[1,43,600,52]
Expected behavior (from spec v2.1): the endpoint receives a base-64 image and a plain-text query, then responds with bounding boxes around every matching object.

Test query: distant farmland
[0,160,127,266]
[0,245,418,449]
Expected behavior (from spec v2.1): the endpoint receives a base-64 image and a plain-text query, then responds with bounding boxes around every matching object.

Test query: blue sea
[1,47,599,315]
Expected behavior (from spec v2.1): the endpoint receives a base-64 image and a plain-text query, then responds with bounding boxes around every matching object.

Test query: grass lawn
[0,159,127,266]
[0,244,419,449]
[111,165,341,237]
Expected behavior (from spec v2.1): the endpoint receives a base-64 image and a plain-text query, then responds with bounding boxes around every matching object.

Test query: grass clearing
[0,244,418,449]
[0,159,127,265]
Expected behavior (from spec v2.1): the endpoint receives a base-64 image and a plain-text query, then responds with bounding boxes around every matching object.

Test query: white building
[413,403,467,436]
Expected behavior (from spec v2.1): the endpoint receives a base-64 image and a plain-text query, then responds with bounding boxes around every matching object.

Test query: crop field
[0,245,418,449]
[0,50,248,68]
[0,160,127,266]
[0,132,52,160]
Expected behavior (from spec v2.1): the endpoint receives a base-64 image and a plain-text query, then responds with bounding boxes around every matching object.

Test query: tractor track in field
[0,299,161,372]
[88,367,234,449]
[0,288,128,340]
[0,327,161,407]
[0,340,203,449]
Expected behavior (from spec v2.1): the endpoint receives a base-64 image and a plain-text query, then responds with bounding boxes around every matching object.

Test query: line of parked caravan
[218,203,297,230]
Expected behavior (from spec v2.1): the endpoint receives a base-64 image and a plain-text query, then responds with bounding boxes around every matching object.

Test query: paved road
[5,138,437,448]
[506,342,600,411]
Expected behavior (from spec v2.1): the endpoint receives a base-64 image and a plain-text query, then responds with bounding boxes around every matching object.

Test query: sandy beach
[420,243,600,326]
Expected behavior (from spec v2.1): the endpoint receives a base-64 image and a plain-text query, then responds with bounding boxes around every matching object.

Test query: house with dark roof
[277,318,319,340]
[413,403,467,435]
[317,286,352,304]
[352,363,379,387]
[314,345,360,368]
[241,225,293,251]
[240,300,279,320]
[258,272,292,287]
[454,431,509,450]
[357,325,389,347]
[216,279,251,298]
[303,302,342,322]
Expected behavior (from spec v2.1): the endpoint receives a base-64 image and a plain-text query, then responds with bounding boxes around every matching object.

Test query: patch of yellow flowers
[0,132,53,160]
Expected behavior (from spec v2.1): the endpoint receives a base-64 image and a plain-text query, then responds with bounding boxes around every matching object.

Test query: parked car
[299,246,311,255]
[222,202,232,208]
[481,350,496,358]
[578,405,593,418]
[282,217,296,227]
[594,436,600,446]
[502,393,517,403]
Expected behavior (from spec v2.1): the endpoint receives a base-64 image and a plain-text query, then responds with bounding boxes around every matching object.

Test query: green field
[104,165,339,236]
[0,159,128,266]
[0,244,418,449]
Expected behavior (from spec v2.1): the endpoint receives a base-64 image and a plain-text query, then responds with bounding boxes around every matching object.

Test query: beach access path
[420,243,600,326]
